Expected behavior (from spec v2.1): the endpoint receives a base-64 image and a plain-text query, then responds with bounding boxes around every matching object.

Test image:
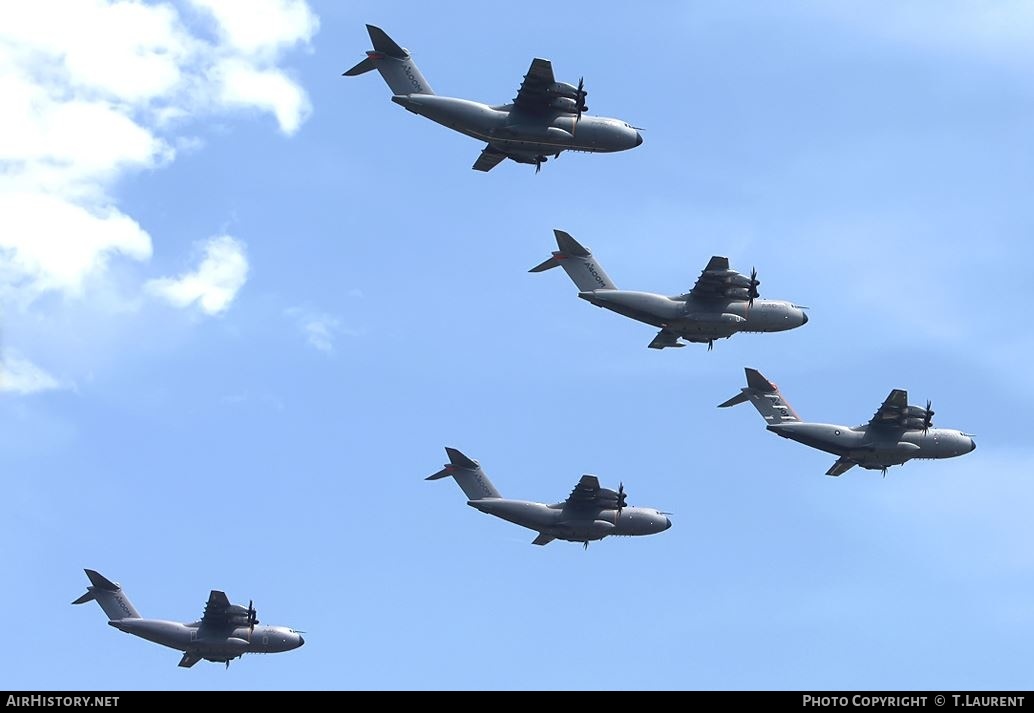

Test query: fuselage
[767,422,976,469]
[578,289,808,342]
[467,498,670,542]
[109,618,304,663]
[391,94,642,159]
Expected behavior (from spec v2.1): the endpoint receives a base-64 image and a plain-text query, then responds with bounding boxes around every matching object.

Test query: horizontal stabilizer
[71,591,96,605]
[84,569,119,591]
[445,447,479,469]
[719,367,801,424]
[178,652,202,668]
[554,230,590,257]
[343,56,377,76]
[745,367,777,392]
[529,256,560,272]
[367,24,407,58]
[426,447,501,500]
[73,569,141,621]
[531,229,616,291]
[532,533,555,546]
[717,392,750,408]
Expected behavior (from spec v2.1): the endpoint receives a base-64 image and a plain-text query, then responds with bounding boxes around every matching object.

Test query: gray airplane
[427,447,671,548]
[531,230,809,349]
[344,25,643,172]
[719,368,977,476]
[73,569,304,668]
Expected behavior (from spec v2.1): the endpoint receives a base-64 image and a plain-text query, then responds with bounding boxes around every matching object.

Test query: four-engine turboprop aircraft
[345,25,643,172]
[719,368,976,476]
[532,230,809,349]
[427,447,671,548]
[73,569,304,668]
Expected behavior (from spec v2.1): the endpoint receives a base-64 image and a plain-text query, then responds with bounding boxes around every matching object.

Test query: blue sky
[2,0,1033,691]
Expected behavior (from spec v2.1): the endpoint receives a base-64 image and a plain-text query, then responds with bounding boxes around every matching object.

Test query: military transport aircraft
[427,447,671,548]
[344,25,643,172]
[531,230,809,349]
[718,368,977,476]
[73,569,304,668]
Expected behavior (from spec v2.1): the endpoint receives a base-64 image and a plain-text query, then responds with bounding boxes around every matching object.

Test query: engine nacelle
[549,97,583,113]
[724,287,750,300]
[547,81,581,99]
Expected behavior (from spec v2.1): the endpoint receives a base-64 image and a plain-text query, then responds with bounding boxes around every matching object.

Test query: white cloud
[0,0,317,309]
[147,236,249,315]
[212,58,311,134]
[0,351,61,395]
[190,0,319,56]
[286,307,355,353]
[0,192,152,301]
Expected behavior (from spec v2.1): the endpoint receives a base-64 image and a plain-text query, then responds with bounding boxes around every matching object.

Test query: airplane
[73,569,304,668]
[426,447,671,548]
[531,229,809,350]
[344,24,643,172]
[718,367,977,477]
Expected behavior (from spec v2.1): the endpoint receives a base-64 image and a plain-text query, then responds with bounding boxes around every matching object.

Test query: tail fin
[529,230,617,292]
[343,25,434,96]
[72,569,140,621]
[718,368,802,424]
[426,447,501,500]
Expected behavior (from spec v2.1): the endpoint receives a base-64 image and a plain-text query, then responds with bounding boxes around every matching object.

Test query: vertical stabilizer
[718,368,802,424]
[343,25,435,96]
[72,569,141,620]
[426,447,501,500]
[530,230,617,292]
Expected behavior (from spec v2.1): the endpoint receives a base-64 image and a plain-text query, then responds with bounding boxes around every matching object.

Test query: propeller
[616,482,626,522]
[707,338,714,351]
[246,600,258,632]
[575,76,587,122]
[923,399,934,434]
[747,267,760,307]
[535,155,548,173]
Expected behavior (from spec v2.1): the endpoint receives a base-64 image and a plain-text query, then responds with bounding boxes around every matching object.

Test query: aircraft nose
[801,312,809,325]
[969,438,977,453]
[298,635,305,647]
[635,131,643,147]
[664,516,672,530]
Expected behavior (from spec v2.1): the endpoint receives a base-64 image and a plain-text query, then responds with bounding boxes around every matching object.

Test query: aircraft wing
[472,145,508,172]
[868,389,910,429]
[647,329,684,349]
[512,58,557,113]
[688,256,754,301]
[200,590,232,629]
[564,475,622,510]
[178,652,202,668]
[826,457,857,477]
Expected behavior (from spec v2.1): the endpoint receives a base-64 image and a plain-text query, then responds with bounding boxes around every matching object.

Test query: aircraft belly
[599,302,666,327]
[673,319,736,339]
